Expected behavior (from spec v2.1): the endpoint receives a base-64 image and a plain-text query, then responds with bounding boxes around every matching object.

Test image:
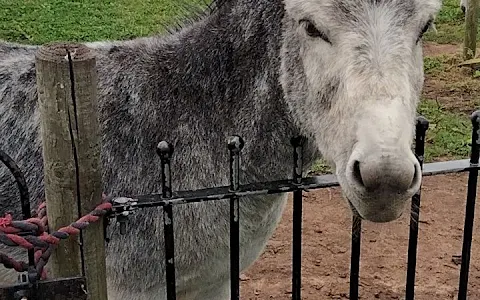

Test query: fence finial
[157,141,174,199]
[227,135,244,192]
[227,136,245,154]
[157,141,174,158]
[416,116,430,131]
[290,136,306,185]
[470,110,480,152]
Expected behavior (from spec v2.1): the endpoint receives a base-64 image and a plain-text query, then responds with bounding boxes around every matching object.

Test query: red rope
[0,196,112,281]
[0,214,12,227]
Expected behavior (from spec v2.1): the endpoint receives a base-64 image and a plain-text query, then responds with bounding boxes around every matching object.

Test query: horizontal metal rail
[111,159,479,211]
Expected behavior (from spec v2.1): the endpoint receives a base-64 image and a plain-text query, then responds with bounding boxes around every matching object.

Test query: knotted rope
[0,195,112,282]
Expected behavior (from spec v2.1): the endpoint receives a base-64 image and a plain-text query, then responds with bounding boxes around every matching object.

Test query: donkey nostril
[352,160,364,187]
[409,163,421,190]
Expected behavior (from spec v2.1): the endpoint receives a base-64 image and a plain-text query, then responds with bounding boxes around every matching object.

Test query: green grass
[0,0,207,44]
[424,0,466,44]
[424,0,480,44]
[424,56,447,75]
[309,159,332,175]
[0,0,471,45]
[419,51,476,163]
[419,48,479,163]
[412,0,480,163]
[418,100,472,162]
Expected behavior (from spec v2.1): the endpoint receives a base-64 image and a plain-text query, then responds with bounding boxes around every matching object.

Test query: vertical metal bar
[291,136,305,300]
[458,110,480,300]
[405,116,429,300]
[0,150,31,221]
[349,215,362,300]
[157,141,176,300]
[227,136,244,300]
[0,149,35,277]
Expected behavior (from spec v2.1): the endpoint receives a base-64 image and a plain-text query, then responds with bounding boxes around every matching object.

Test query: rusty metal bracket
[0,276,87,300]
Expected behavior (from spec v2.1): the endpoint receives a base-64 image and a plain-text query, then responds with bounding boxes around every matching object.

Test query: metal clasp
[14,272,31,300]
[109,197,138,235]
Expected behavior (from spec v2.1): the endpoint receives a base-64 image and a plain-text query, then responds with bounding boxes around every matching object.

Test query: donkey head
[280,0,442,222]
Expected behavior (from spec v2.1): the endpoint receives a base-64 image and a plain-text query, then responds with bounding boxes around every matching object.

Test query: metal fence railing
[1,111,480,299]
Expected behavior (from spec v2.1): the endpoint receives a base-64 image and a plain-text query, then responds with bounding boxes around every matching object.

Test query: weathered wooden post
[35,43,108,300]
[464,0,479,60]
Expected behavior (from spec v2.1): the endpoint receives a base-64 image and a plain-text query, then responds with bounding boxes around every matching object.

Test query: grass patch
[424,0,479,44]
[419,52,476,163]
[309,159,333,175]
[422,52,480,114]
[424,56,446,75]
[0,0,208,44]
[418,99,472,162]
[1,0,473,45]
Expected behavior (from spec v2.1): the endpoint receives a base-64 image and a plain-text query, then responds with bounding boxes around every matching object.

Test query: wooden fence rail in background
[463,0,479,60]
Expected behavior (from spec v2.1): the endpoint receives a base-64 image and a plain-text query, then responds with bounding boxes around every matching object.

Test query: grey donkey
[0,0,441,299]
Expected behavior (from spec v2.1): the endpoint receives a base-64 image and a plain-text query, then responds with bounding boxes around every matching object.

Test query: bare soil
[422,42,480,114]
[423,42,462,57]
[240,173,480,299]
[240,42,480,299]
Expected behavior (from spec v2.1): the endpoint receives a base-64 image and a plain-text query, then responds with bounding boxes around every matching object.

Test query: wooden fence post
[464,0,479,60]
[35,43,108,300]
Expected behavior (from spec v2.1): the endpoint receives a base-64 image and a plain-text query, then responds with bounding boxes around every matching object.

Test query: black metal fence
[2,111,480,299]
[108,111,480,300]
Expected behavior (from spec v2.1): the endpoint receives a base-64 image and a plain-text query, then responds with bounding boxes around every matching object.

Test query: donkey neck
[149,0,311,182]
[98,0,317,196]
[193,1,318,181]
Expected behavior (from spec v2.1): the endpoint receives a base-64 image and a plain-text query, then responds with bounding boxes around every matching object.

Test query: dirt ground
[240,173,480,299]
[422,42,480,115]
[423,42,462,57]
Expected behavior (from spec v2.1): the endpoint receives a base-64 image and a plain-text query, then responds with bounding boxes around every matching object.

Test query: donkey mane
[159,0,232,35]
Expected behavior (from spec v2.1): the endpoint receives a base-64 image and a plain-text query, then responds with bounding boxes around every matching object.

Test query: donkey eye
[417,19,433,43]
[300,19,332,44]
